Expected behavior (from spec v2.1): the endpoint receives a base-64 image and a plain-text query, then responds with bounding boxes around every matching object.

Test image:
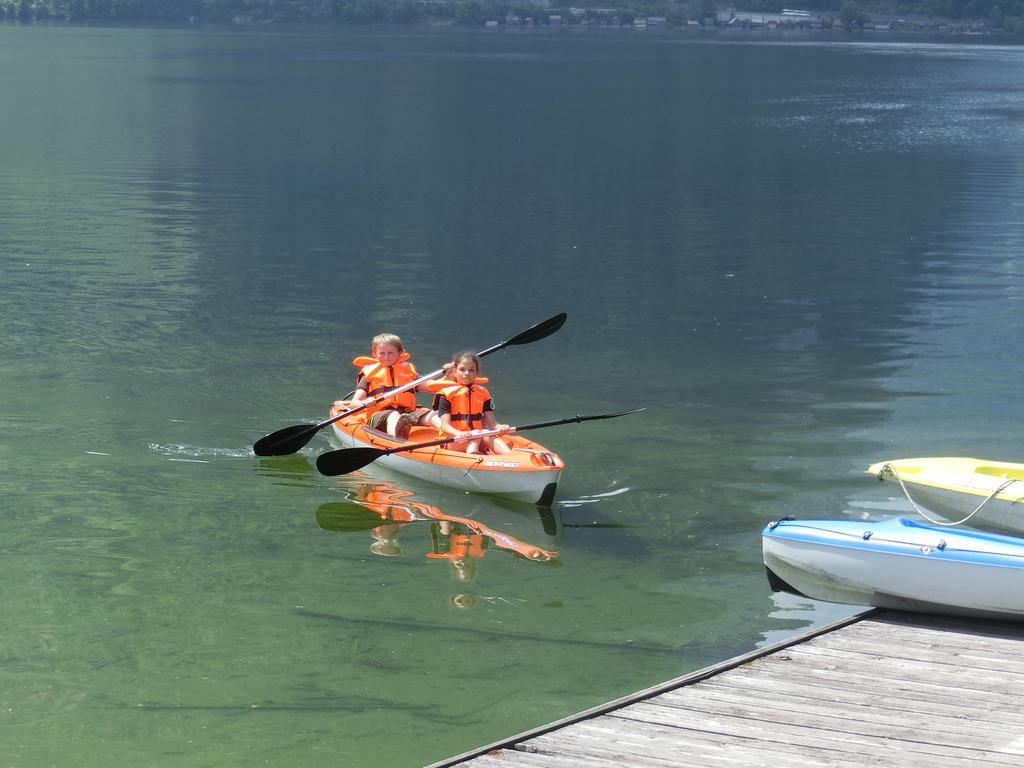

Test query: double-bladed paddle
[252,313,567,457]
[315,408,645,477]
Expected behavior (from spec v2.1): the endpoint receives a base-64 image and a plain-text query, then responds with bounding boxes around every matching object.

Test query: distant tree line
[732,0,1024,32]
[3,0,1022,32]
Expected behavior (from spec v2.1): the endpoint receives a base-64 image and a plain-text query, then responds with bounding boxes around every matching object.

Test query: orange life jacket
[434,379,491,430]
[356,485,427,523]
[353,353,418,413]
[427,527,488,559]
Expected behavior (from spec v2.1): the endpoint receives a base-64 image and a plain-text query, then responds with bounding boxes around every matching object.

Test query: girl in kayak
[432,352,511,455]
[335,333,438,439]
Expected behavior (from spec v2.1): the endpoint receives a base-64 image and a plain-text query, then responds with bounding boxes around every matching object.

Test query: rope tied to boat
[880,463,1019,527]
[463,455,486,479]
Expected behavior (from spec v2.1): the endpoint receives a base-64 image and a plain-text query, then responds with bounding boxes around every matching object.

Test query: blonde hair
[372,333,404,353]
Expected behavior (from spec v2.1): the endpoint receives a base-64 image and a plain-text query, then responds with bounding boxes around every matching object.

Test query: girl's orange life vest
[431,379,491,430]
[427,528,488,559]
[353,353,419,414]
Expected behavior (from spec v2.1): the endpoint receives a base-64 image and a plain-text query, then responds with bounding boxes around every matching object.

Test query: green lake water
[2,24,1023,767]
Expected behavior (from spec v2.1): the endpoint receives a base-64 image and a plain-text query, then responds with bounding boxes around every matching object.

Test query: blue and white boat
[762,516,1024,621]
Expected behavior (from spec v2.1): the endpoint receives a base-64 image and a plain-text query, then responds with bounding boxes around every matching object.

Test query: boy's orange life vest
[353,353,418,413]
[432,379,491,430]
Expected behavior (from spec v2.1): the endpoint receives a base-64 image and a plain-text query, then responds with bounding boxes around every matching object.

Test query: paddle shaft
[315,408,645,476]
[382,411,643,455]
[253,312,567,456]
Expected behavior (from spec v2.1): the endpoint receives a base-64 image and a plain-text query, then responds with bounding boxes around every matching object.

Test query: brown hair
[450,351,480,371]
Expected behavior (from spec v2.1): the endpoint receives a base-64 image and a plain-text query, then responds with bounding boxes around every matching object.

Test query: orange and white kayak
[327,404,564,505]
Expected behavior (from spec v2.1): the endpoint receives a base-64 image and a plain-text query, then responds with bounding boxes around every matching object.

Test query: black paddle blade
[253,423,319,456]
[505,312,567,348]
[316,447,386,476]
[589,407,645,420]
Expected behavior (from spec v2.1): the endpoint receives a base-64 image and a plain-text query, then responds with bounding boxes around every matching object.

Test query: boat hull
[763,516,1024,621]
[328,406,563,505]
[869,457,1024,535]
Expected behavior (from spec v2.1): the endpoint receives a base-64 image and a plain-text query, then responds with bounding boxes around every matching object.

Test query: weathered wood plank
[571,718,986,768]
[817,626,1024,671]
[529,725,845,768]
[616,701,1021,765]
[465,747,622,768]
[865,614,1024,642]
[544,719,889,768]
[461,747,622,767]
[428,611,1024,768]
[819,627,1024,658]
[702,667,1024,724]
[842,618,1024,648]
[732,653,1024,708]
[651,684,1019,749]
[781,644,1024,690]
[454,712,904,768]
[821,632,1024,661]
[528,731,749,768]
[659,681,1022,741]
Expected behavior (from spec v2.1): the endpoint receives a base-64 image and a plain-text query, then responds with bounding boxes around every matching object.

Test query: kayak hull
[763,516,1024,621]
[869,457,1024,535]
[328,405,563,505]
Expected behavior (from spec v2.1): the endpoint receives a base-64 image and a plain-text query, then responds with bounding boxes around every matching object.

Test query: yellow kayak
[868,457,1024,534]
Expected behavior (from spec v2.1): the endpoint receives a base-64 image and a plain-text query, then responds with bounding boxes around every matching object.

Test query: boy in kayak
[432,351,511,455]
[335,333,438,439]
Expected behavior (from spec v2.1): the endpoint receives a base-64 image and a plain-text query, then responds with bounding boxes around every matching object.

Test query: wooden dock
[426,610,1024,767]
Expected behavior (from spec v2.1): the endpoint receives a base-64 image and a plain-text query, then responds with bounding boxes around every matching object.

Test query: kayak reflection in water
[369,524,403,557]
[316,479,560,603]
[428,519,487,581]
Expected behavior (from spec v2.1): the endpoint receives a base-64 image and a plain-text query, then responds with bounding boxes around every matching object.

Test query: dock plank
[817,631,1024,671]
[618,700,1021,765]
[427,610,1024,768]
[656,681,1020,740]
[782,645,1024,690]
[730,654,1024,709]
[529,725,859,768]
[641,691,1021,759]
[564,720,885,768]
[702,668,1024,724]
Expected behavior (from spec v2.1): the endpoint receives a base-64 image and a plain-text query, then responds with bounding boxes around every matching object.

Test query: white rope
[881,463,1018,527]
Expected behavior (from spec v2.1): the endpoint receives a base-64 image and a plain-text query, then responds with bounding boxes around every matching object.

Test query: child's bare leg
[385,410,403,436]
[448,437,470,452]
